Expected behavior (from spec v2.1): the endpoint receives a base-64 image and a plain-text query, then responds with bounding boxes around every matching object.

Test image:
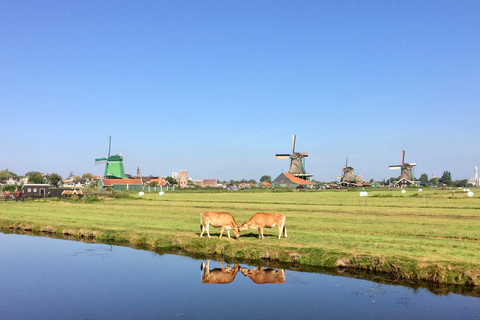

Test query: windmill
[389,150,416,187]
[276,135,312,180]
[95,136,127,179]
[338,157,365,186]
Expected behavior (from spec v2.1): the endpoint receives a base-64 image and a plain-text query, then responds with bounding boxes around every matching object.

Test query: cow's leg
[206,224,211,238]
[258,227,264,239]
[219,226,224,238]
[227,228,231,238]
[200,222,206,237]
[284,225,288,238]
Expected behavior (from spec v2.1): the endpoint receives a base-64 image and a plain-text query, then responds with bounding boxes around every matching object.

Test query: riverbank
[1,188,479,286]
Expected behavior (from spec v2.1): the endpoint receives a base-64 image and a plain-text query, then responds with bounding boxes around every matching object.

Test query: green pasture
[1,187,479,286]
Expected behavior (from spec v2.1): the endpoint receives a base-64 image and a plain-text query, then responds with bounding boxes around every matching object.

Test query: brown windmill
[275,135,312,180]
[389,150,416,187]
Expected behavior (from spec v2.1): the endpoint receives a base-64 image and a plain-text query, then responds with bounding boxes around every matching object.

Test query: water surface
[0,233,479,319]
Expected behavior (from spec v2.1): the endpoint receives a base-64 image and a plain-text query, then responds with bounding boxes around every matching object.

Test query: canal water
[0,232,479,320]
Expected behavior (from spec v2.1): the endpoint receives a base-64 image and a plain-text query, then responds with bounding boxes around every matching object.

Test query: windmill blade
[407,162,417,166]
[389,165,402,170]
[345,156,348,169]
[108,136,112,157]
[276,154,291,159]
[95,157,107,162]
[292,135,296,154]
[299,152,309,157]
[402,150,405,165]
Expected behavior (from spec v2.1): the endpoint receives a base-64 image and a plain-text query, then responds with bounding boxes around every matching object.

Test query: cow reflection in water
[240,267,286,284]
[201,260,241,284]
[200,261,285,284]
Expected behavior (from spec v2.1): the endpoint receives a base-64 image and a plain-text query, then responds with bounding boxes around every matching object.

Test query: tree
[27,172,44,184]
[420,173,429,183]
[0,169,17,181]
[165,176,177,185]
[47,173,62,187]
[82,173,94,180]
[440,171,452,186]
[430,177,439,186]
[454,179,469,187]
[260,175,271,183]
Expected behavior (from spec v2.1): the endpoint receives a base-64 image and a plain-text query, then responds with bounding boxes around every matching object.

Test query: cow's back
[250,212,285,227]
[201,211,237,228]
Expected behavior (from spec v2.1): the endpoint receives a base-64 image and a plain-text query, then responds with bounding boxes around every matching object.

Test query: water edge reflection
[200,260,286,284]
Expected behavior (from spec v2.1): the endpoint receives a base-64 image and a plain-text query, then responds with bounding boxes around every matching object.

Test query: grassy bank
[1,188,479,286]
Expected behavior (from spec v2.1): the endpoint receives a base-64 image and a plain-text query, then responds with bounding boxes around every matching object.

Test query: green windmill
[95,136,127,179]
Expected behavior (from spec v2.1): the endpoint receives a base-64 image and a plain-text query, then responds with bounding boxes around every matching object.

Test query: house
[61,189,84,198]
[22,184,51,198]
[98,178,144,191]
[202,179,218,187]
[272,173,316,189]
[148,178,171,188]
[258,181,271,188]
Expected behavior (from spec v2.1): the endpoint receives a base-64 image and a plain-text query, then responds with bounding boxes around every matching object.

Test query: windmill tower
[338,157,365,186]
[338,157,356,185]
[389,150,416,187]
[95,136,127,179]
[276,135,312,180]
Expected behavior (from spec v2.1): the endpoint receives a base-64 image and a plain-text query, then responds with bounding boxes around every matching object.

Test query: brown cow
[200,211,241,239]
[240,267,286,284]
[201,260,241,284]
[240,212,287,239]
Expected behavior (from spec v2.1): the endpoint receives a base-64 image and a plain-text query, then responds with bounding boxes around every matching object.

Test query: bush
[2,185,19,192]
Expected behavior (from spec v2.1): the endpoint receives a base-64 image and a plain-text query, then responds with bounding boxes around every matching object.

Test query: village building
[258,181,271,188]
[272,173,316,189]
[97,178,143,191]
[61,189,84,198]
[202,179,218,187]
[148,178,171,188]
[21,184,51,198]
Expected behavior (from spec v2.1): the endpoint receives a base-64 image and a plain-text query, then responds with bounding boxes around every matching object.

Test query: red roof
[260,181,271,186]
[102,179,143,186]
[283,173,316,185]
[150,178,169,186]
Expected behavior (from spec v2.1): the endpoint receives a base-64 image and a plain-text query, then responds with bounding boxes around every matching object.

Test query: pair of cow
[201,260,285,284]
[200,211,287,239]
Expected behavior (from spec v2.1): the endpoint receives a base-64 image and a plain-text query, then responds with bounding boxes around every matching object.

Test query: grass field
[1,187,479,286]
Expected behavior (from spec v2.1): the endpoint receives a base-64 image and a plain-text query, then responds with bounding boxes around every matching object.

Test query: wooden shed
[22,184,51,198]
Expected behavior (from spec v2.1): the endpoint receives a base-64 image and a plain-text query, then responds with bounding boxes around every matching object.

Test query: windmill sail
[276,135,312,180]
[389,150,416,187]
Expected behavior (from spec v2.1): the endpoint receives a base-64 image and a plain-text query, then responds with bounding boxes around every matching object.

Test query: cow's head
[240,222,250,231]
[234,228,241,239]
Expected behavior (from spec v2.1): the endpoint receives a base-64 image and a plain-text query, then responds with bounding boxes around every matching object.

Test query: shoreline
[1,189,479,289]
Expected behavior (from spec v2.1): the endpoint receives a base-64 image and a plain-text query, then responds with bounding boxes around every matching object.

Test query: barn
[272,173,316,189]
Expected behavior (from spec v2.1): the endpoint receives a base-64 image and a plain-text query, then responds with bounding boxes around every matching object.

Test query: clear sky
[1,1,479,182]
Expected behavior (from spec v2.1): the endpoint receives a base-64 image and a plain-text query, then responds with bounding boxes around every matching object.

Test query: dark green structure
[95,137,128,179]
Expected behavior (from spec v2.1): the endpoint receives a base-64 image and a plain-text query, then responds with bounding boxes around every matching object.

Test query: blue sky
[1,1,479,182]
